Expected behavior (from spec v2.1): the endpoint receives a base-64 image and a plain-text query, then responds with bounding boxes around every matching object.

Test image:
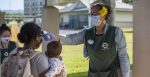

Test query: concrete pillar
[41,6,59,51]
[133,0,150,77]
[0,12,5,26]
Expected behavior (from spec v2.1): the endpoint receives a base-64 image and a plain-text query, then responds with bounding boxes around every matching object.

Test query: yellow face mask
[99,6,108,16]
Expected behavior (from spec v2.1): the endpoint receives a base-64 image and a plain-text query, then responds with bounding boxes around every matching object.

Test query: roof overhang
[47,0,80,6]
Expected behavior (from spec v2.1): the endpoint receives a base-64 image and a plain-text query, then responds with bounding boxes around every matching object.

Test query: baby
[45,41,67,77]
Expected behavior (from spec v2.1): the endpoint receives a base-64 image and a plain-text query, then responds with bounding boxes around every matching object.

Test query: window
[40,2,43,5]
[40,7,43,11]
[35,8,37,11]
[33,3,35,6]
[32,8,34,11]
[35,2,38,6]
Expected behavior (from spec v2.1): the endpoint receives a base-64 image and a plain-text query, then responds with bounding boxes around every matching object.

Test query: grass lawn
[60,31,133,77]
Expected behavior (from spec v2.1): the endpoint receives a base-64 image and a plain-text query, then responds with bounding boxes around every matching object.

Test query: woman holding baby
[1,22,66,77]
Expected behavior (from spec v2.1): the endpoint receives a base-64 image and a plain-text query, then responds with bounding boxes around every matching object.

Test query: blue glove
[41,31,56,41]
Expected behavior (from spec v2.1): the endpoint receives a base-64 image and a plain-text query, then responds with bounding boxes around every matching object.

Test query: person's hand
[55,34,60,42]
[55,69,66,77]
[41,31,57,41]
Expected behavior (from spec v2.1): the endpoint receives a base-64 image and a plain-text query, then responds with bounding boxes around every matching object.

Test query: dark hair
[46,41,62,57]
[17,22,41,43]
[0,23,11,35]
[91,3,112,19]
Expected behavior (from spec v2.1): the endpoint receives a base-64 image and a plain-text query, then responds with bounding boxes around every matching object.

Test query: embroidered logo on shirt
[4,52,9,56]
[87,39,94,45]
[102,42,109,49]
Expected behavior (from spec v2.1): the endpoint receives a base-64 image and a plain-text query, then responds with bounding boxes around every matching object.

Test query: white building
[24,0,133,29]
[59,0,133,29]
[24,0,45,17]
[115,0,133,28]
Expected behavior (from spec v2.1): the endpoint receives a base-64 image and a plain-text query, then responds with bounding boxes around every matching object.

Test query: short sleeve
[36,53,49,73]
[30,53,50,77]
[115,27,127,49]
[45,58,60,77]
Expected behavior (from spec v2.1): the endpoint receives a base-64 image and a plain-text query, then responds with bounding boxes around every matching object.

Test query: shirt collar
[94,23,109,35]
[104,23,109,34]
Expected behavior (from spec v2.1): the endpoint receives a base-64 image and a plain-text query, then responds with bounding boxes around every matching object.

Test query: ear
[36,36,42,42]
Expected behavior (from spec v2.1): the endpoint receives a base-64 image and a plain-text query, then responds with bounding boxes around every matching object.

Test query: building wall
[115,10,133,28]
[60,11,88,29]
[24,0,45,17]
[60,10,133,29]
[115,11,133,22]
[60,14,69,23]
[0,12,5,25]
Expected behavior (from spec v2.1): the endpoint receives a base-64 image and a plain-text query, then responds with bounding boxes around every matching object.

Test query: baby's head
[46,41,62,58]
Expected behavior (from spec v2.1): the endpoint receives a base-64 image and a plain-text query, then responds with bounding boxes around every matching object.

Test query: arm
[42,29,86,45]
[31,53,49,77]
[55,67,67,77]
[1,57,9,77]
[45,59,59,77]
[59,29,86,45]
[115,28,130,77]
[56,58,67,77]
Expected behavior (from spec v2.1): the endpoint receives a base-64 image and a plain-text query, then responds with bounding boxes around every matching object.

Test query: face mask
[1,37,10,44]
[90,16,102,27]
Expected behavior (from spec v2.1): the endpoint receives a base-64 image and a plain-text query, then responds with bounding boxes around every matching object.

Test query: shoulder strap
[9,41,17,48]
[29,51,39,60]
[15,48,40,61]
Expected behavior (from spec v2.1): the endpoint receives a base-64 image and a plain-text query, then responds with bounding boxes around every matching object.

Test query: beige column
[41,6,59,51]
[0,12,5,26]
[133,0,150,77]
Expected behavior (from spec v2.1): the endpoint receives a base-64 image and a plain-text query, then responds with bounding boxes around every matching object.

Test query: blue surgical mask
[90,16,102,27]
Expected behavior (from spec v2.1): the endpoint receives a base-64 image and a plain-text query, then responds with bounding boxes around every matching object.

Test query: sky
[0,0,24,10]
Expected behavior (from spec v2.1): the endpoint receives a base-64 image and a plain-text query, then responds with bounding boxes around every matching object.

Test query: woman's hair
[91,2,112,19]
[0,23,11,35]
[17,22,41,43]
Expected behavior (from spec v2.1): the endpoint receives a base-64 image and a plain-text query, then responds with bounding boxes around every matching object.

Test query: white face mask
[90,16,102,27]
[1,37,10,44]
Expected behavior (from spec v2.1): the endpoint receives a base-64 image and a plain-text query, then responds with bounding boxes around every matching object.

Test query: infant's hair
[46,41,62,57]
[47,41,61,49]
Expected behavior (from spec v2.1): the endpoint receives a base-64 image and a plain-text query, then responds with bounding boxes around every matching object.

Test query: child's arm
[45,59,59,77]
[61,66,67,77]
[55,58,67,77]
[61,60,67,77]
